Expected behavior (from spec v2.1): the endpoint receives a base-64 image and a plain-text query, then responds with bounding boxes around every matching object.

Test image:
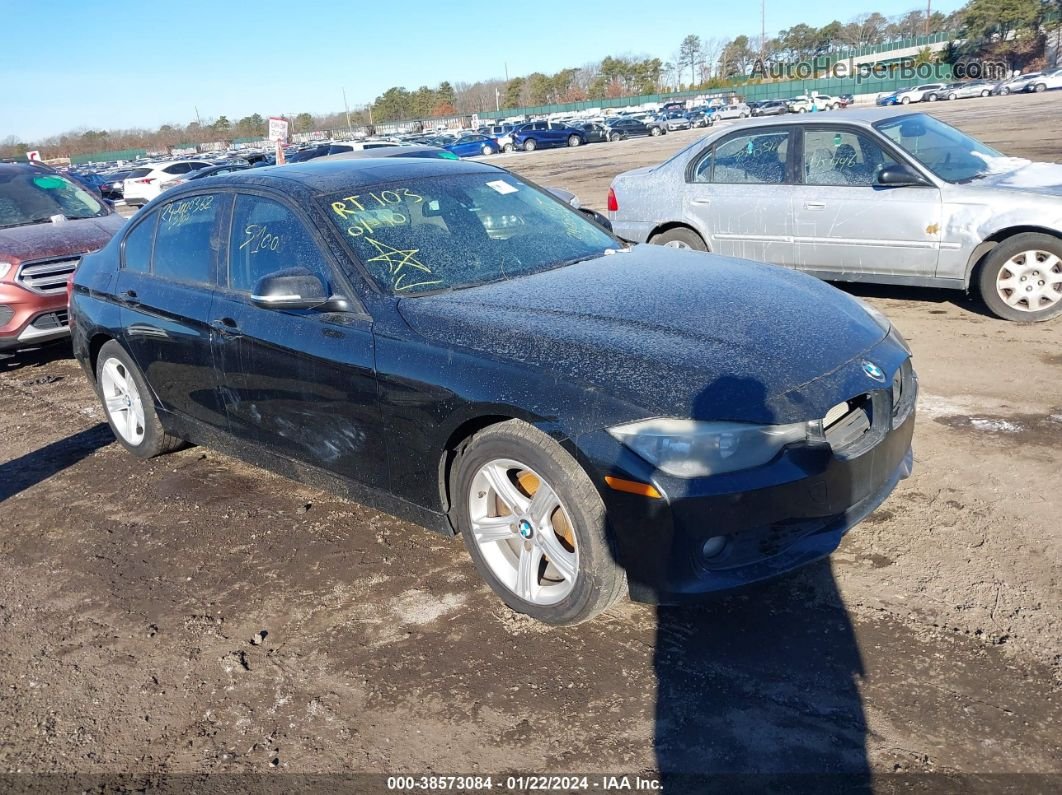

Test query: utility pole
[194,106,202,127]
[926,0,931,35]
[342,88,353,134]
[495,87,501,111]
[761,0,766,58]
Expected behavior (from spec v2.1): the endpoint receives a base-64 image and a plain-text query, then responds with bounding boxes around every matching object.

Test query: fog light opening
[701,536,729,560]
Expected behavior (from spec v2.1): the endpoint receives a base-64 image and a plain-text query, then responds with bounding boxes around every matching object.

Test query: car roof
[163,157,500,201]
[710,107,921,130]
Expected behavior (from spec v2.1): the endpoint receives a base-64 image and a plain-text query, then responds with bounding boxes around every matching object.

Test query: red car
[0,162,125,353]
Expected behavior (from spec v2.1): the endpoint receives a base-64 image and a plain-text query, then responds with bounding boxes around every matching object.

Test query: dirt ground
[1,93,1060,788]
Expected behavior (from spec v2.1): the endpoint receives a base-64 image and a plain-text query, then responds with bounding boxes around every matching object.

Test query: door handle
[690,198,711,206]
[804,201,826,210]
[211,317,242,337]
[118,289,139,305]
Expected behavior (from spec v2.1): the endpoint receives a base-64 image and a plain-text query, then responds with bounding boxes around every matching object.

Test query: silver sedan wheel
[467,459,579,605]
[664,239,692,250]
[996,250,1062,312]
[99,357,146,446]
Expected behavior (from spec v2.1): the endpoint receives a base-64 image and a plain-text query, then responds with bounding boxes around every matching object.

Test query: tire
[610,132,623,142]
[927,93,937,102]
[981,89,990,97]
[523,139,537,152]
[650,226,707,251]
[481,145,493,156]
[901,96,911,104]
[502,143,515,153]
[650,126,662,136]
[977,233,1062,322]
[1034,83,1047,93]
[948,93,958,101]
[1000,87,1010,95]
[798,107,807,113]
[95,340,185,459]
[450,420,626,625]
[567,135,581,147]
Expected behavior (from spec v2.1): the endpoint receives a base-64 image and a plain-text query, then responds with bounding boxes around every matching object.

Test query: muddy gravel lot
[1,93,1060,789]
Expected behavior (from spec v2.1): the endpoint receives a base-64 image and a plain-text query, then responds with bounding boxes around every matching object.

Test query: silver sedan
[608,109,1062,321]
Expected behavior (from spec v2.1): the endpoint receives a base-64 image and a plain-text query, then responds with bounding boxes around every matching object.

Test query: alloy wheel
[99,357,146,445]
[467,459,579,605]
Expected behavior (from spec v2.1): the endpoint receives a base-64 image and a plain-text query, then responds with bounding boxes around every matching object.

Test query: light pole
[495,87,501,111]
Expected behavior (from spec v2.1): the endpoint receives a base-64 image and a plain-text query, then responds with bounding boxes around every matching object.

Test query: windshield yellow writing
[363,237,441,292]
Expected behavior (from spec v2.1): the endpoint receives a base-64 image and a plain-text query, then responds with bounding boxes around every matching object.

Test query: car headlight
[608,418,815,478]
[0,262,11,280]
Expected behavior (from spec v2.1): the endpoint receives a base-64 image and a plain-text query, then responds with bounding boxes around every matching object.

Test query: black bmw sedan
[69,158,916,625]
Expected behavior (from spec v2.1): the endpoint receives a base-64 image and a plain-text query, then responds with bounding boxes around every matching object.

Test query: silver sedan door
[684,127,797,264]
[790,126,942,279]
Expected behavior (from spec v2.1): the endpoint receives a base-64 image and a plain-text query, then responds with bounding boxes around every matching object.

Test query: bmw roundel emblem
[861,360,886,382]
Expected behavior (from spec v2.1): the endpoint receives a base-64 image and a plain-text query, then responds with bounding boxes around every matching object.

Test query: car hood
[0,214,126,261]
[398,245,890,425]
[975,161,1062,196]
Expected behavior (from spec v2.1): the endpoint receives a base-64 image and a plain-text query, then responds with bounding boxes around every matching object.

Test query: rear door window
[693,130,791,184]
[122,211,158,273]
[152,193,223,285]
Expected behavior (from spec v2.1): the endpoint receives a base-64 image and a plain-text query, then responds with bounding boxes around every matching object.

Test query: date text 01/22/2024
[386,774,662,791]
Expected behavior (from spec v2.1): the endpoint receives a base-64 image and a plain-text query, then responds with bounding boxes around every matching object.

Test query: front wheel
[451,420,626,625]
[95,340,185,458]
[1034,83,1047,93]
[523,139,537,152]
[502,143,515,153]
[981,89,991,97]
[650,226,707,251]
[567,134,581,147]
[610,132,624,142]
[650,126,662,136]
[481,145,493,156]
[901,96,911,104]
[977,233,1062,322]
[948,93,958,100]
[927,93,937,102]
[1000,87,1010,95]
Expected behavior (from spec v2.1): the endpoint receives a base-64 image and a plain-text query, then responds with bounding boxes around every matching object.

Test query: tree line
[3,2,1059,161]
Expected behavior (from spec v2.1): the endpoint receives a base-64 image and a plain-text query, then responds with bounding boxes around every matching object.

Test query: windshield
[874,114,1008,183]
[322,172,616,295]
[0,170,107,229]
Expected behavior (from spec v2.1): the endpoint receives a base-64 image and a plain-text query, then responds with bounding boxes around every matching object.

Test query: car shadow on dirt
[0,423,113,502]
[833,282,992,319]
[609,375,870,789]
[0,341,74,373]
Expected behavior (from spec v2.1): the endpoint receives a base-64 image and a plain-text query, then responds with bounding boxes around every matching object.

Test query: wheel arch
[647,221,710,251]
[965,225,1062,286]
[87,332,116,382]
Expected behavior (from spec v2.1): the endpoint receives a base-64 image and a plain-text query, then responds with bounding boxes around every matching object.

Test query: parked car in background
[322,145,461,162]
[837,94,856,107]
[123,160,212,206]
[608,109,1062,322]
[69,157,915,624]
[787,93,840,112]
[443,134,500,158]
[685,109,714,128]
[893,83,949,103]
[285,144,332,163]
[1022,67,1062,93]
[0,162,125,352]
[994,72,1041,94]
[943,81,994,99]
[101,169,131,200]
[661,112,692,131]
[711,102,752,120]
[511,121,587,151]
[576,122,610,143]
[751,100,788,117]
[327,141,400,156]
[603,117,666,141]
[165,162,251,189]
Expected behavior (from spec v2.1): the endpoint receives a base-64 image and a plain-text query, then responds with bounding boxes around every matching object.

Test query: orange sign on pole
[275,138,286,166]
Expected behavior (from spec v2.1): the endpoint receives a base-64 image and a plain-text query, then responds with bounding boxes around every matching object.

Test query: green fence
[71,148,147,165]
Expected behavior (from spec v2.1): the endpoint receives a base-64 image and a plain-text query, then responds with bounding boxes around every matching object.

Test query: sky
[1,0,966,141]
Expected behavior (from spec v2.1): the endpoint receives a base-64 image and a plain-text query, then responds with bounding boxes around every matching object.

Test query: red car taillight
[606,186,618,213]
[134,177,156,184]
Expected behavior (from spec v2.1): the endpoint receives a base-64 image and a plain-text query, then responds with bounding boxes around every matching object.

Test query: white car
[123,160,212,206]
[1023,68,1062,93]
[894,83,949,104]
[327,141,400,155]
[787,93,840,112]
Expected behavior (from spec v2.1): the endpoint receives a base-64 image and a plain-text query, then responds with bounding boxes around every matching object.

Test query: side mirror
[251,270,330,310]
[877,164,932,187]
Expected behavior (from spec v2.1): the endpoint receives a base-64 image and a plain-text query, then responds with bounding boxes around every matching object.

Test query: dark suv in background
[510,121,587,151]
[0,162,125,352]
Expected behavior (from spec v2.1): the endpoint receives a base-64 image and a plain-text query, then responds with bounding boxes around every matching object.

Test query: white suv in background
[122,160,212,206]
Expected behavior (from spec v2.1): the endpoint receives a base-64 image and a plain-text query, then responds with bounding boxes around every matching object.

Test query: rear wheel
[523,139,537,152]
[503,143,515,153]
[948,93,958,100]
[610,132,624,142]
[451,420,626,625]
[95,340,184,458]
[650,227,707,251]
[567,135,581,147]
[481,144,493,156]
[901,96,911,104]
[981,89,991,97]
[978,233,1062,322]
[1034,83,1047,93]
[650,126,662,136]
[927,93,938,102]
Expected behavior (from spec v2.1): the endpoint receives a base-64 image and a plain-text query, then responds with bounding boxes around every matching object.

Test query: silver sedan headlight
[608,418,814,478]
